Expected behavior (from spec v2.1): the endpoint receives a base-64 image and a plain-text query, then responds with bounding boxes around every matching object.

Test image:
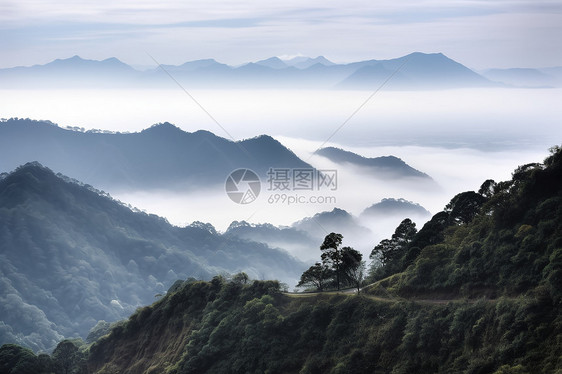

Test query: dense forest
[366,145,562,302]
[1,145,561,373]
[0,162,304,352]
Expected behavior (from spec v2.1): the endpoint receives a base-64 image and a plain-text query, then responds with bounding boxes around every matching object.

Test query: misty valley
[1,53,561,374]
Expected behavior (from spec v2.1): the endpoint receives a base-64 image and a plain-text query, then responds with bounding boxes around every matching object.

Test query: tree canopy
[298,233,363,291]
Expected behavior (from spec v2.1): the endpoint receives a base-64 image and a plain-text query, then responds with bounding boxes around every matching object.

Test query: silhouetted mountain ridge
[337,52,492,89]
[315,146,431,179]
[0,52,494,89]
[0,118,312,191]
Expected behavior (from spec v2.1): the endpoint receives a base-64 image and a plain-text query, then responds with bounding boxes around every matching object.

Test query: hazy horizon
[2,1,561,70]
[1,52,561,71]
[2,87,559,150]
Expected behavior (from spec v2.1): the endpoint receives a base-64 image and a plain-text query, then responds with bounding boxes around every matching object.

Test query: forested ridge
[0,161,304,353]
[366,145,562,301]
[1,146,561,373]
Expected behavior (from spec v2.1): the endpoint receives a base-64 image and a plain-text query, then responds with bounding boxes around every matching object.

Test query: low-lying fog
[2,87,559,261]
[112,144,548,261]
[2,88,559,149]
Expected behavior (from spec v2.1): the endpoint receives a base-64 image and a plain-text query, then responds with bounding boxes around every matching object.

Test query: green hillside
[367,145,562,301]
[83,276,560,374]
[1,146,561,373]
[0,162,304,352]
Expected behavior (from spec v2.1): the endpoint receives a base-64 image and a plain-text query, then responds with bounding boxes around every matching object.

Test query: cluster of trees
[90,276,562,373]
[0,339,87,374]
[367,145,562,300]
[366,185,503,284]
[297,233,365,292]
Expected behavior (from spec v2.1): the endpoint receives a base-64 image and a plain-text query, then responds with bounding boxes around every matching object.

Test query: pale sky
[1,0,561,70]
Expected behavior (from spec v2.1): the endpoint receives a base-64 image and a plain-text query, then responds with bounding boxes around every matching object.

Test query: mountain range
[0,118,431,193]
[0,52,500,90]
[85,146,557,374]
[0,162,305,352]
[225,208,374,262]
[0,119,312,191]
[0,159,433,351]
[5,145,559,373]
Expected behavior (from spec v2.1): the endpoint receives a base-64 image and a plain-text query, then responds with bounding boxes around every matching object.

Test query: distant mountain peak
[338,52,491,89]
[398,52,448,62]
[283,55,335,69]
[101,56,127,65]
[52,55,89,64]
[3,161,70,187]
[324,207,351,217]
[13,161,52,175]
[246,134,276,142]
[291,207,371,241]
[142,122,184,133]
[39,55,136,75]
[175,58,227,70]
[316,146,404,163]
[239,134,287,149]
[192,129,217,137]
[182,58,218,65]
[255,57,288,69]
[227,220,251,231]
[0,162,66,208]
[361,198,431,218]
[315,147,431,179]
[310,56,335,65]
[293,207,353,226]
[47,55,85,65]
[407,51,444,57]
